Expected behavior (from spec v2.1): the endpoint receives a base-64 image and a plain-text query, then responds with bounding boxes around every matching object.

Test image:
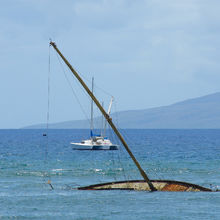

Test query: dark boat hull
[78,179,212,192]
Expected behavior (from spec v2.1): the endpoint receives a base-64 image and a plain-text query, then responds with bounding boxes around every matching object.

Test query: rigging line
[62,62,114,128]
[108,126,128,180]
[112,102,134,147]
[108,124,122,181]
[94,101,103,130]
[117,146,129,181]
[102,111,128,181]
[55,53,90,125]
[109,146,117,181]
[69,68,113,98]
[93,81,113,98]
[45,43,50,169]
[109,101,124,178]
[113,100,120,128]
[66,67,93,103]
[44,43,53,190]
[114,126,143,180]
[64,63,113,98]
[69,69,113,120]
[69,69,95,115]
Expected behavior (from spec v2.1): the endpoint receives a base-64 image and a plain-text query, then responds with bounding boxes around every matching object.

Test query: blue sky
[1,0,220,128]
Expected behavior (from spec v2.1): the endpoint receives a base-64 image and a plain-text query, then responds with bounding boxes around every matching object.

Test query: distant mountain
[23,92,220,129]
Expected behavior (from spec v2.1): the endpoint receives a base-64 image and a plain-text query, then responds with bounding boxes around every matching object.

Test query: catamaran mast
[50,41,156,191]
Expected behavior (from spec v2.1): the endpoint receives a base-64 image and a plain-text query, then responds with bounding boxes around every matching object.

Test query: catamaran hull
[71,143,118,150]
[71,144,93,150]
[77,180,212,192]
[92,145,118,150]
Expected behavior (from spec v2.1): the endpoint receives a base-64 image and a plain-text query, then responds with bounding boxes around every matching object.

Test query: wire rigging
[43,43,53,190]
[68,67,114,124]
[55,53,91,125]
[71,68,113,98]
[49,42,156,188]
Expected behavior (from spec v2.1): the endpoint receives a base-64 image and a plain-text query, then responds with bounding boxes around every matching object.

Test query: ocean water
[0,129,220,219]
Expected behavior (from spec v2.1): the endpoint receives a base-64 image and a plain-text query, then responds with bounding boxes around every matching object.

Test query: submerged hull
[77,179,212,192]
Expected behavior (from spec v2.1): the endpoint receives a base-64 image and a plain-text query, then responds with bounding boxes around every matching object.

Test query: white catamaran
[71,79,118,150]
[50,41,214,192]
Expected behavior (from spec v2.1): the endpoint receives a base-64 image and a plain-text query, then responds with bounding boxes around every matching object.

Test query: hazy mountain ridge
[23,92,220,129]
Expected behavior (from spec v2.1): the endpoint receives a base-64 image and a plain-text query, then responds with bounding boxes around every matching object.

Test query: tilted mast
[50,41,157,191]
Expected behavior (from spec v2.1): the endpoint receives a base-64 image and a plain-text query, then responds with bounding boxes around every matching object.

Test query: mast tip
[49,41,56,47]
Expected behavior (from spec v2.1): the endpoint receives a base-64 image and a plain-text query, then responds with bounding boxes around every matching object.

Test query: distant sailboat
[71,78,118,150]
[50,41,214,192]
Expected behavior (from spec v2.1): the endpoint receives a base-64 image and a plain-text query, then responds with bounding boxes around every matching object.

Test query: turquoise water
[0,129,220,219]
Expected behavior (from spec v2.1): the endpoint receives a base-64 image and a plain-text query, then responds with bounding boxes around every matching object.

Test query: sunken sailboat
[50,41,212,192]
